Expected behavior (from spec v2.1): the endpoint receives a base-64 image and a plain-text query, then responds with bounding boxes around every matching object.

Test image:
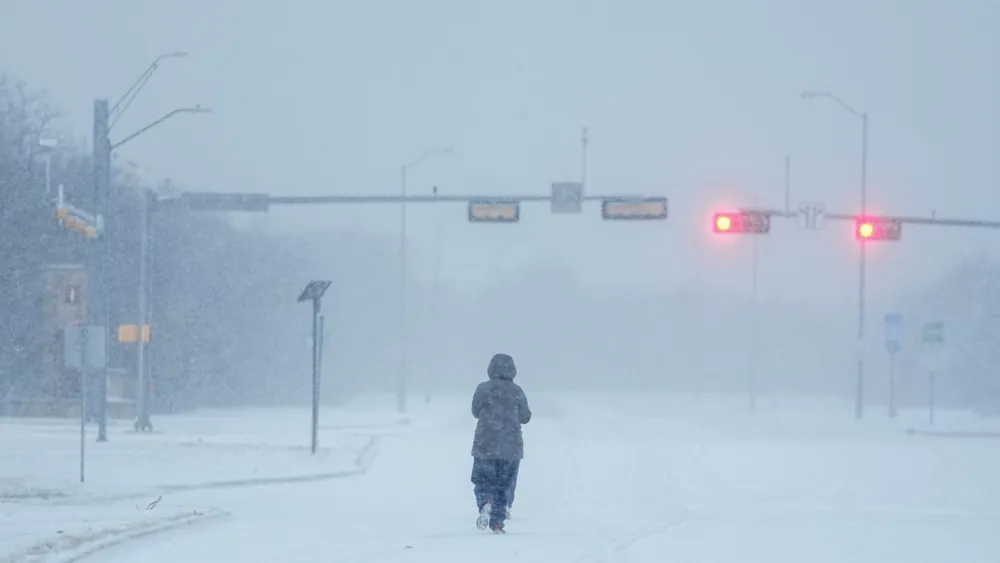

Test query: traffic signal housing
[56,204,100,239]
[854,216,901,241]
[712,210,771,234]
[601,197,669,220]
[468,199,520,223]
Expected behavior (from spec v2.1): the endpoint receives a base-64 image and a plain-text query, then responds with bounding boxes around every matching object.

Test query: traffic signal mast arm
[826,213,1000,229]
[196,193,653,206]
[711,206,1000,237]
[711,206,1000,229]
[165,192,670,222]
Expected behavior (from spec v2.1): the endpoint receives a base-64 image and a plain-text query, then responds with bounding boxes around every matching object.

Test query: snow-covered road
[74,393,1000,563]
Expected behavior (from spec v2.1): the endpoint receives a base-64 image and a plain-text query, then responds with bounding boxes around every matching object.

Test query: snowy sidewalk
[1,403,408,503]
[1,499,226,563]
[1,399,410,563]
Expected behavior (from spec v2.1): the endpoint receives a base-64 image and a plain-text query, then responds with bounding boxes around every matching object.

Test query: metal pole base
[97,382,108,441]
[134,415,154,432]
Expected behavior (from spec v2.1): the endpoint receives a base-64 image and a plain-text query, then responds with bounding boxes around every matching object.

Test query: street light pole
[429,218,444,404]
[398,164,408,414]
[136,190,150,431]
[87,52,194,440]
[429,211,462,404]
[115,108,211,434]
[802,90,868,419]
[397,146,453,414]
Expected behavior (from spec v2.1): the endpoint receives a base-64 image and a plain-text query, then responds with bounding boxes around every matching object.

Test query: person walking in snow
[471,353,531,533]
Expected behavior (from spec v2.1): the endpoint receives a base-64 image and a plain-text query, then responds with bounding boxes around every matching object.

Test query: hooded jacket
[471,353,532,460]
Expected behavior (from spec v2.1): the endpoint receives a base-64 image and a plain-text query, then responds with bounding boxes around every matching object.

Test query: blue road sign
[885,314,903,354]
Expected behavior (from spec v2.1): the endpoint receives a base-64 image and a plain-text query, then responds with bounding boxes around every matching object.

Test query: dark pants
[505,463,518,508]
[471,458,519,525]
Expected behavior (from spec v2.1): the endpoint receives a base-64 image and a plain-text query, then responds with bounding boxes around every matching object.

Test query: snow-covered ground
[1,399,407,502]
[1,396,409,563]
[6,392,1000,563]
[2,500,226,563]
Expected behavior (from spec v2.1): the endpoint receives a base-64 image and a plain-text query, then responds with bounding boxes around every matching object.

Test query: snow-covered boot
[476,502,492,531]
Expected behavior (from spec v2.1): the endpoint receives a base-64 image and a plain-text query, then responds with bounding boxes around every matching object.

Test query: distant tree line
[0,72,343,411]
[902,254,1000,415]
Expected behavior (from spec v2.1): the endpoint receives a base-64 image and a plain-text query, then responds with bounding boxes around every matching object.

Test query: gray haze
[2,1,999,407]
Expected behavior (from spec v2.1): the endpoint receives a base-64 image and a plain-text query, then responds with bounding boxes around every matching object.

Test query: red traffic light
[714,214,733,232]
[854,216,901,241]
[712,211,770,234]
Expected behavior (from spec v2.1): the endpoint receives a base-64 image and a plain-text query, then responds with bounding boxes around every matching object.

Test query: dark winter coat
[471,353,532,460]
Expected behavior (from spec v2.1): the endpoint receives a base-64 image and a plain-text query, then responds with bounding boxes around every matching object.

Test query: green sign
[922,321,944,344]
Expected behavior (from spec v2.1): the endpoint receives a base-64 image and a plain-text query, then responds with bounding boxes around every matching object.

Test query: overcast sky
[2,0,998,308]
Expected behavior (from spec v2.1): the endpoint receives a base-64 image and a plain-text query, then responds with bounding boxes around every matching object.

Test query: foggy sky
[2,0,997,298]
[2,0,999,400]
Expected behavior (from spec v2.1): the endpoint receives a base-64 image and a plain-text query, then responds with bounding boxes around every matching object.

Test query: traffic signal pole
[857,111,869,421]
[750,197,759,413]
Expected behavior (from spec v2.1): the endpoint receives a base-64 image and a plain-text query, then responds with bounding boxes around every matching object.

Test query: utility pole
[136,190,152,431]
[91,100,111,442]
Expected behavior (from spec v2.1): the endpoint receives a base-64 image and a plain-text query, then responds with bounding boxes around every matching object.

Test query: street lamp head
[406,145,455,169]
[165,51,189,59]
[431,146,455,157]
[801,90,825,100]
[178,105,213,116]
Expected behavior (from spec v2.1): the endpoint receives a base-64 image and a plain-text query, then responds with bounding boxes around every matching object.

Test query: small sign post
[298,281,332,455]
[884,314,903,418]
[922,321,945,424]
[72,324,104,484]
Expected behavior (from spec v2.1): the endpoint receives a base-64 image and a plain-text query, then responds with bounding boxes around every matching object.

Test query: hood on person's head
[487,353,517,380]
